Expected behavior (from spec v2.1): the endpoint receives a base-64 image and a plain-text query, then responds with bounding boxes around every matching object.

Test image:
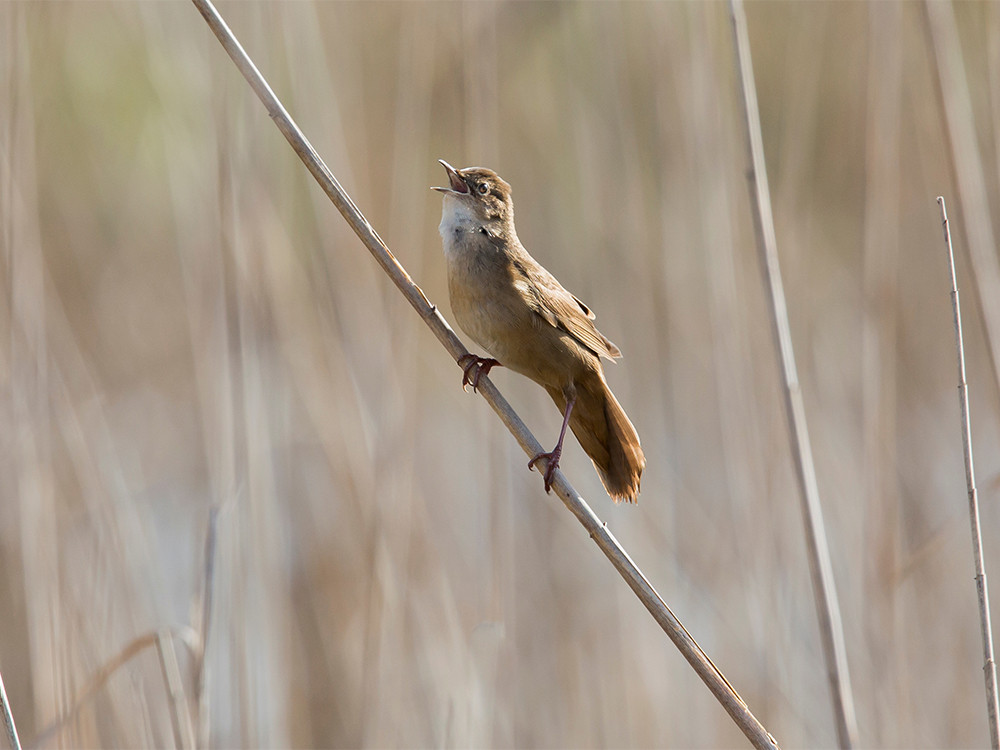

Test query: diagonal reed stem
[0,667,22,750]
[938,196,1000,750]
[728,1,857,746]
[190,0,779,746]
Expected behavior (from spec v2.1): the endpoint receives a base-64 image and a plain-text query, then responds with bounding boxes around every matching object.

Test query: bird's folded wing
[525,266,622,361]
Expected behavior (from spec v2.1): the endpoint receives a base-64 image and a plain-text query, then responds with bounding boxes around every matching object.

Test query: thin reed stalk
[194,506,219,750]
[728,1,857,746]
[190,0,779,746]
[937,196,1000,750]
[0,669,22,750]
[155,631,195,750]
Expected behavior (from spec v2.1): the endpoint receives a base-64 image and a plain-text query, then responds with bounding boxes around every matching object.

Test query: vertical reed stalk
[728,1,857,746]
[195,507,219,749]
[155,632,195,750]
[937,196,1000,750]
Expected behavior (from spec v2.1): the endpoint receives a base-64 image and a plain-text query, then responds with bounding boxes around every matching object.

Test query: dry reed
[938,196,1000,749]
[729,1,857,745]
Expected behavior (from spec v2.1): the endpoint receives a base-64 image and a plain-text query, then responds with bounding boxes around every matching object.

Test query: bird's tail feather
[546,372,644,502]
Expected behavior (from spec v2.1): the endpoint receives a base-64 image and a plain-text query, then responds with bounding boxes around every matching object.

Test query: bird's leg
[457,353,502,392]
[528,394,576,493]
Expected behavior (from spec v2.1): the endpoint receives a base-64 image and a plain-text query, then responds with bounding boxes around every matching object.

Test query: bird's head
[432,160,514,227]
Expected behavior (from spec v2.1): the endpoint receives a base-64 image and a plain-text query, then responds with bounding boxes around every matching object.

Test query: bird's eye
[477,183,489,195]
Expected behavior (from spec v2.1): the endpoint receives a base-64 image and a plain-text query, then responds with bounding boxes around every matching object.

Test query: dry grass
[2,1,999,747]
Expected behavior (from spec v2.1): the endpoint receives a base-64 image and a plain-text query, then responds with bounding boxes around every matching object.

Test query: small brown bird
[433,160,645,502]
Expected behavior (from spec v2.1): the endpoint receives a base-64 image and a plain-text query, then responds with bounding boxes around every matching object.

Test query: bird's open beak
[431,159,469,194]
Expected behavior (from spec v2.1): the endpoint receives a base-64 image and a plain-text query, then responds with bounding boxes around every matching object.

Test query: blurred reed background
[2,1,1000,747]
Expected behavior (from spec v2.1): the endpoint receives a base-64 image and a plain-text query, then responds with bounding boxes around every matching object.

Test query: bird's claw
[528,446,562,493]
[457,354,501,392]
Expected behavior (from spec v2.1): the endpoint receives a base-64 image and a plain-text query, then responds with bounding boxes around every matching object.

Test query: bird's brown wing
[516,256,622,361]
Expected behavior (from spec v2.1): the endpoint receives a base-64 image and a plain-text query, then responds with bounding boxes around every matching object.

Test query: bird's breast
[445,247,594,389]
[438,198,481,264]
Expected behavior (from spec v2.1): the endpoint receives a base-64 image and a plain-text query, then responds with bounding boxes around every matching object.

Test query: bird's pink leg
[528,394,576,493]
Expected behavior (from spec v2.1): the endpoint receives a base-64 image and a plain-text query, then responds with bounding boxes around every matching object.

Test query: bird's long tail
[546,371,644,502]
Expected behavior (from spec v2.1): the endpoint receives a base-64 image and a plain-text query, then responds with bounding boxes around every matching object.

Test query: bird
[432,160,644,502]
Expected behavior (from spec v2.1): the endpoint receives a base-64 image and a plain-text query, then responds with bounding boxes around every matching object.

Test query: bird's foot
[528,444,562,493]
[457,354,501,392]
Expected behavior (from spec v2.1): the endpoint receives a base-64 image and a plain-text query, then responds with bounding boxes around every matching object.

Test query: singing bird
[433,160,644,502]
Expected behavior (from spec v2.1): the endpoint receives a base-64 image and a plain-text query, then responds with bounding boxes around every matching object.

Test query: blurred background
[3,1,1000,747]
